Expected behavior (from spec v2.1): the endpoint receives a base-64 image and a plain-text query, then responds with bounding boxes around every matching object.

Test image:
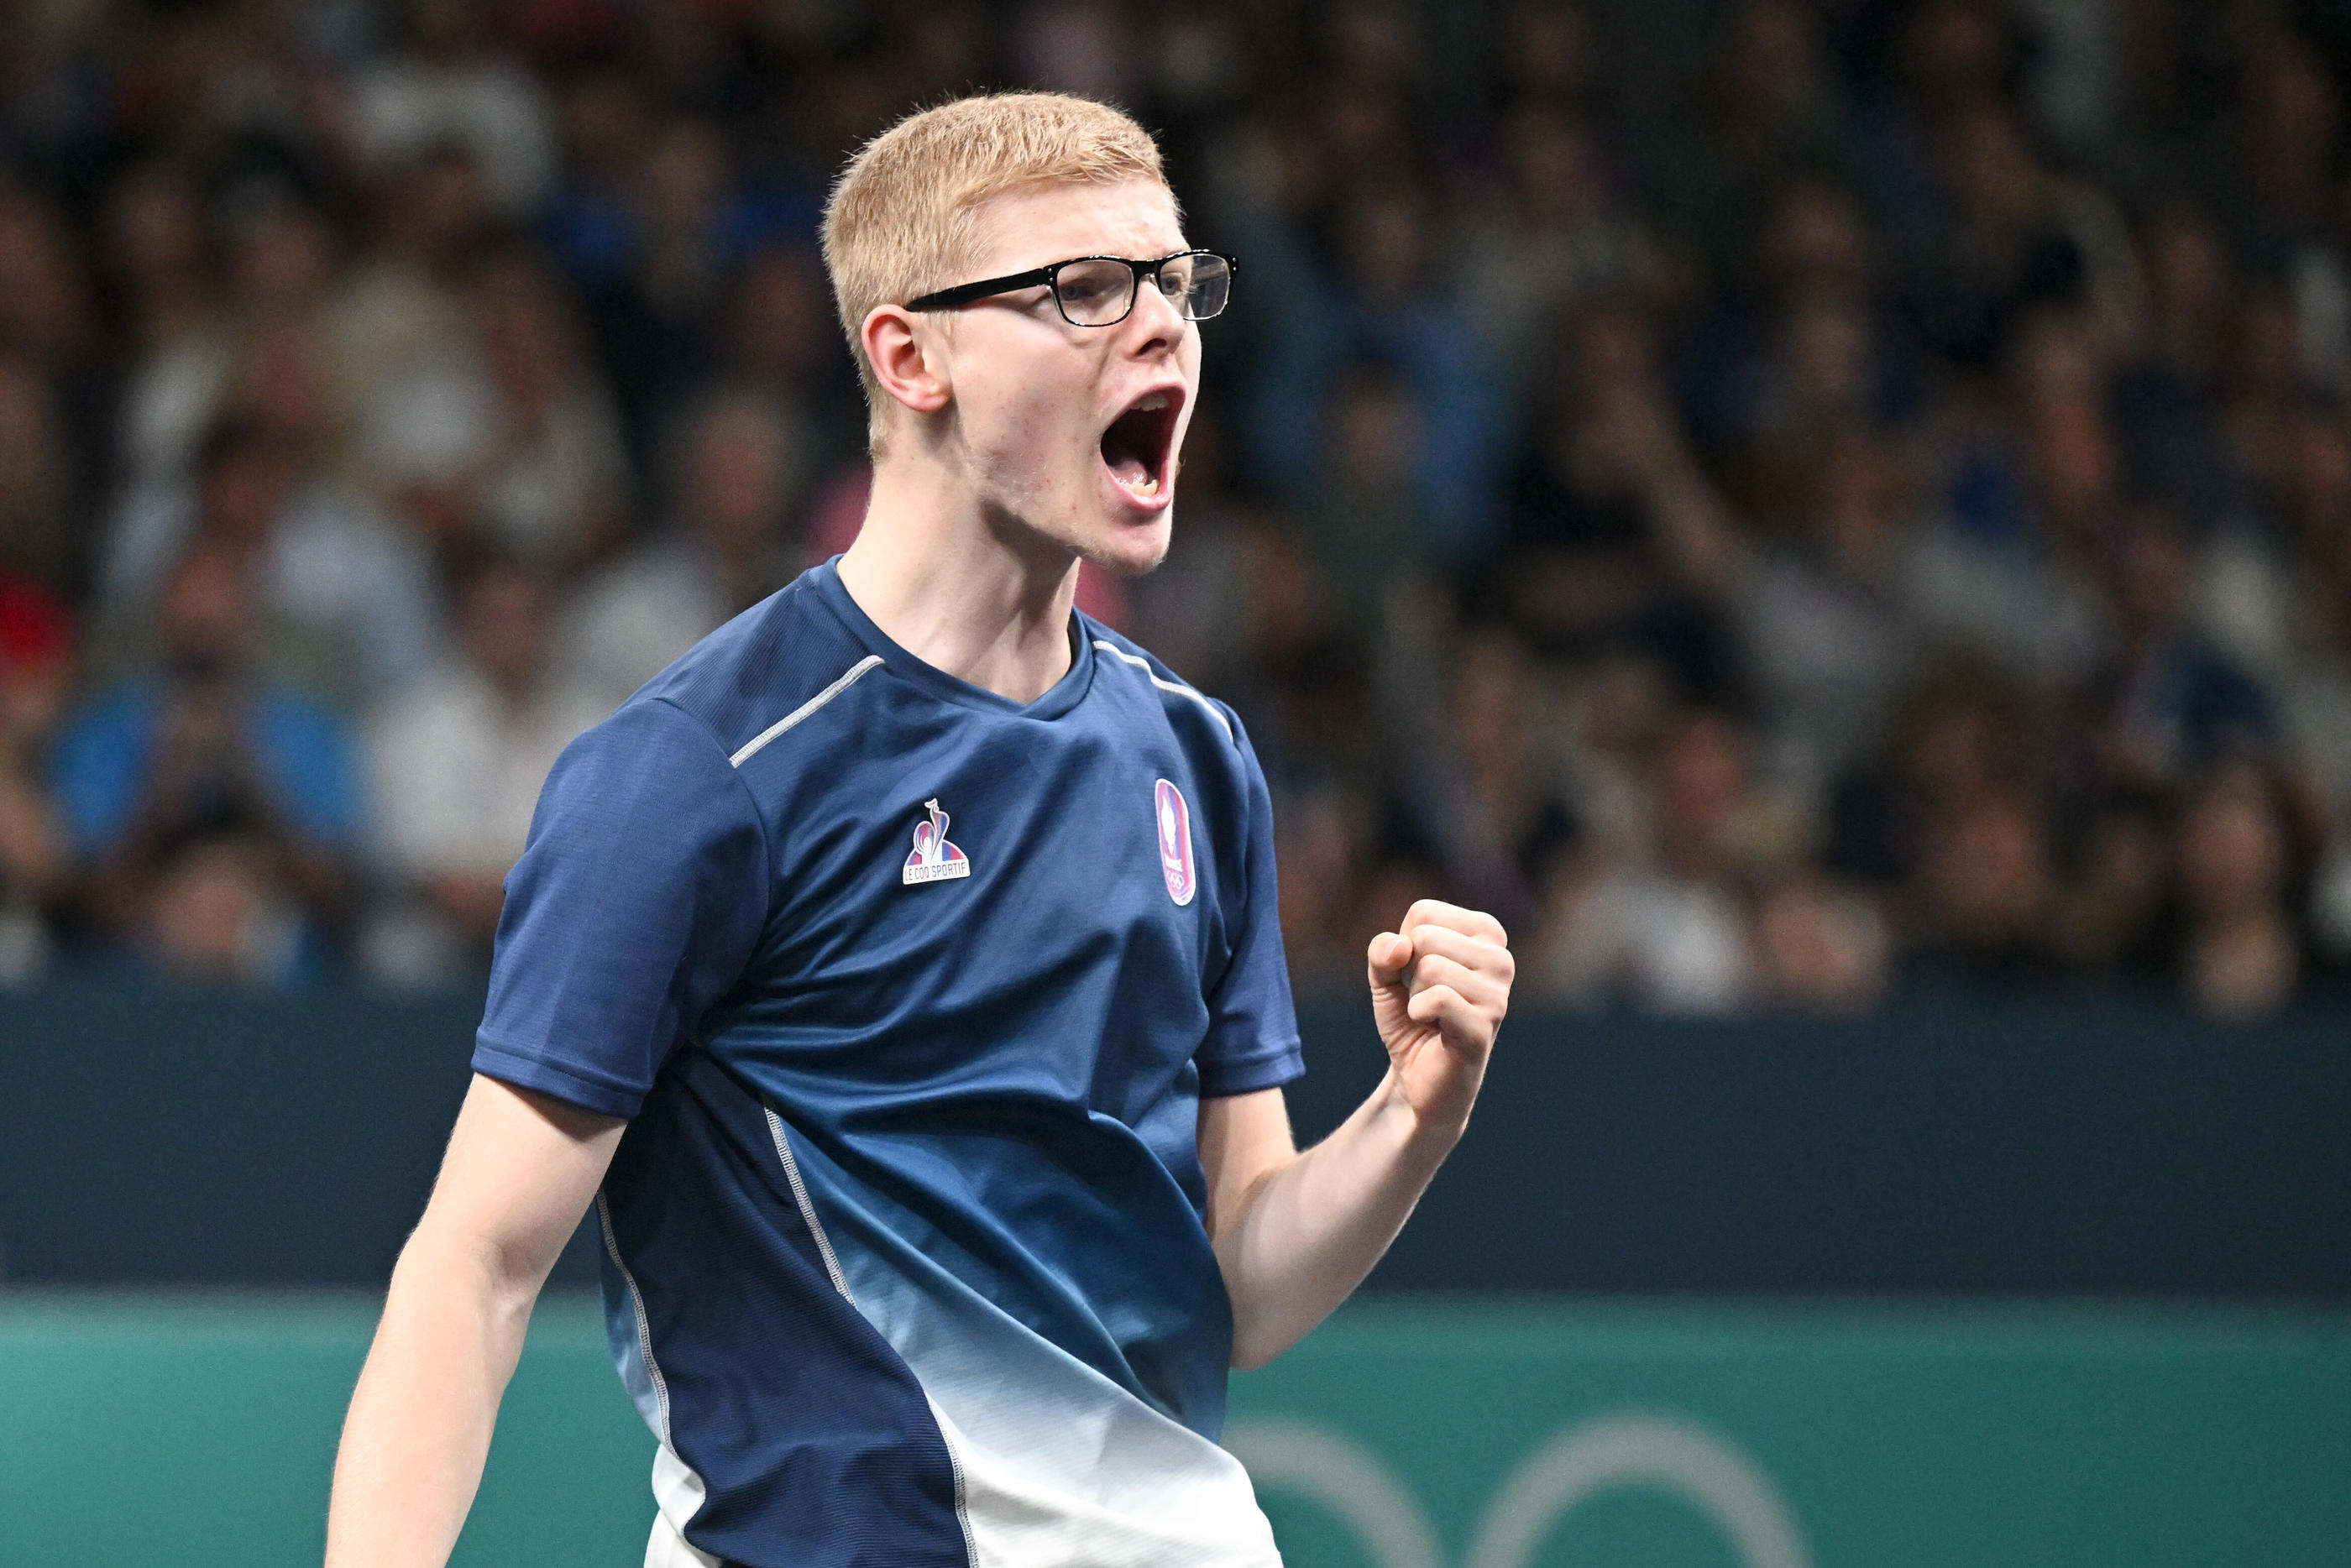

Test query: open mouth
[1099,388,1182,506]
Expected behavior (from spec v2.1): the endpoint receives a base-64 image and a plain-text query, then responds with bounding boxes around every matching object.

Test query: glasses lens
[1176,253,1230,320]
[1054,259,1135,326]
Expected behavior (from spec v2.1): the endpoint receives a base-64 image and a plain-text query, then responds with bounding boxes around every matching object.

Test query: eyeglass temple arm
[906,267,1059,312]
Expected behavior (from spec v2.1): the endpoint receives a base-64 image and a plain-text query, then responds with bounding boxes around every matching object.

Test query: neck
[836,452,1081,704]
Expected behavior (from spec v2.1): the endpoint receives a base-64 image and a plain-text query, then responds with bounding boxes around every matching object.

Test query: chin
[1081,515,1174,578]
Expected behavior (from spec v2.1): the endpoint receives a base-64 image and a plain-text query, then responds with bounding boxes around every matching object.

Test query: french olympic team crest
[1155,778,1196,907]
[902,797,971,885]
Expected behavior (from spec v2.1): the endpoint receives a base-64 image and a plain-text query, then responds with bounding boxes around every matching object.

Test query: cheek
[963,349,1096,465]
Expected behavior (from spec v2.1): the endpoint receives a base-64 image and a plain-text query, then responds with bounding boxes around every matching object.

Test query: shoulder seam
[728,653,887,767]
[1091,640,1234,744]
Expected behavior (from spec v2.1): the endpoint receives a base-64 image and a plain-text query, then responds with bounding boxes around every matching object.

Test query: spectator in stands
[225,192,341,327]
[0,354,67,597]
[2056,783,2173,981]
[2173,760,2306,1022]
[0,348,73,980]
[1894,319,2115,702]
[332,144,490,434]
[1390,625,1579,935]
[1453,106,1657,392]
[573,116,752,463]
[345,0,558,222]
[1271,787,1367,997]
[0,186,100,584]
[362,242,631,569]
[0,184,94,374]
[52,541,358,976]
[1688,179,1901,518]
[365,552,606,982]
[1699,0,1850,197]
[1905,782,2071,990]
[724,243,867,473]
[1249,179,1509,559]
[2110,206,2236,530]
[1296,363,1429,621]
[2225,30,2342,264]
[1750,871,1889,1013]
[559,386,806,708]
[1658,428,1924,824]
[1825,677,2029,894]
[1539,709,1762,1012]
[2073,508,2270,795]
[0,465,70,981]
[101,165,233,517]
[1497,1,1601,117]
[1487,299,1734,703]
[132,812,324,986]
[2217,285,2311,515]
[1916,101,2141,367]
[102,414,437,708]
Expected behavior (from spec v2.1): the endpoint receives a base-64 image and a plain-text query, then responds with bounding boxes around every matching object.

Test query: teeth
[1134,393,1169,412]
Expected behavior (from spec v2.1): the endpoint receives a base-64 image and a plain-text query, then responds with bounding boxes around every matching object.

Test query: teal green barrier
[4,1296,2347,1566]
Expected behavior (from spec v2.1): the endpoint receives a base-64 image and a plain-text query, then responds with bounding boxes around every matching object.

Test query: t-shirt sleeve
[472,698,771,1118]
[1196,711,1304,1097]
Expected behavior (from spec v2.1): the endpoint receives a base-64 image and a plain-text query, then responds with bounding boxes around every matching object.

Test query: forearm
[1212,1070,1460,1369]
[325,1227,539,1567]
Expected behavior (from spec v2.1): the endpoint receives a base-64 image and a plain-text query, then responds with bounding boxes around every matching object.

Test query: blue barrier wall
[2,981,2345,1293]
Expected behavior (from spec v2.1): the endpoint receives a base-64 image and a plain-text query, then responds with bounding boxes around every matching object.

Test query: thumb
[1366,930,1414,988]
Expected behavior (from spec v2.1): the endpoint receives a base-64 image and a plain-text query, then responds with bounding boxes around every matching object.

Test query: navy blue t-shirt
[475,559,1301,1568]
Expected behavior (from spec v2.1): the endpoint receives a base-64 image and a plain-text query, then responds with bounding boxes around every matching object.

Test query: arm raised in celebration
[1199,899,1511,1367]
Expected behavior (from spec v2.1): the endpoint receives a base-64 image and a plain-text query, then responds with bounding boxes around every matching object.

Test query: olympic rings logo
[1227,1410,1814,1568]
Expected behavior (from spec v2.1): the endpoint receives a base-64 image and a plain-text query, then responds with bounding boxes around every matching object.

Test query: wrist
[1375,1070,1469,1168]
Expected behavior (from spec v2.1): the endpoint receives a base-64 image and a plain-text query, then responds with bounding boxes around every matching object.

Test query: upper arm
[411,1073,625,1292]
[1196,1086,1296,1247]
[471,698,771,1119]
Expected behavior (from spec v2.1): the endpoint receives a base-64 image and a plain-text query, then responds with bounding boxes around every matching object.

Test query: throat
[836,520,1082,704]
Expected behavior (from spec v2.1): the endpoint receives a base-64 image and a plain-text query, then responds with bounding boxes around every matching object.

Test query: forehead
[964,178,1186,274]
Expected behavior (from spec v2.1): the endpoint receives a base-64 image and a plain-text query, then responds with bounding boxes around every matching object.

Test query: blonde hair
[820,92,1170,429]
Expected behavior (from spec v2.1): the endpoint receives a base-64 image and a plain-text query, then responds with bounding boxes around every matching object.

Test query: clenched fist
[1367,899,1512,1140]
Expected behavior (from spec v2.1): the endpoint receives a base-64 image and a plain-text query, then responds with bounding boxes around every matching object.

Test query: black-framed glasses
[906,250,1235,327]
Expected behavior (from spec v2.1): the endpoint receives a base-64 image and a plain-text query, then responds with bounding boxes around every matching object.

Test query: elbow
[1226,1309,1294,1372]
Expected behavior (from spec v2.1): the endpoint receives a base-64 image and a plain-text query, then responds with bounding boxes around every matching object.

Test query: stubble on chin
[1078,508,1176,577]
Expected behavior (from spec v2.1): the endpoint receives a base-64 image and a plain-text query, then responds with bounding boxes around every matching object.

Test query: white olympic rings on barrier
[1224,1409,1814,1568]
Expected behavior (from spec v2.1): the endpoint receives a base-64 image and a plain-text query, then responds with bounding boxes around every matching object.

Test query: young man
[327,92,1513,1568]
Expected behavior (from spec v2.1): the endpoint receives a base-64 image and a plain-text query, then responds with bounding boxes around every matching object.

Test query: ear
[861,305,952,418]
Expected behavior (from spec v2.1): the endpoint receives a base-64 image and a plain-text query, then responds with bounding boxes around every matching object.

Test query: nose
[1123,274,1187,354]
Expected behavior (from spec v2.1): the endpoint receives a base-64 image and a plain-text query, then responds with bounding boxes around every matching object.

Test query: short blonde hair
[820,92,1170,421]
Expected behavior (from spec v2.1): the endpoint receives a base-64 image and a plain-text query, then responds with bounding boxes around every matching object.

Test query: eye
[1055,260,1123,307]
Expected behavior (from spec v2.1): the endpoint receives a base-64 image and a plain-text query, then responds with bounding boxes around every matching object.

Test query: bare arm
[325,1074,625,1568]
[1200,900,1512,1369]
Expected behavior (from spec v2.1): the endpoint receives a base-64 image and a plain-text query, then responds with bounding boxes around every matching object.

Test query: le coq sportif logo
[903,798,971,886]
[1225,1411,1813,1568]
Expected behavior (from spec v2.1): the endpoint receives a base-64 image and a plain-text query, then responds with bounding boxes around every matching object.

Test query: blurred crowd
[0,0,2348,1019]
